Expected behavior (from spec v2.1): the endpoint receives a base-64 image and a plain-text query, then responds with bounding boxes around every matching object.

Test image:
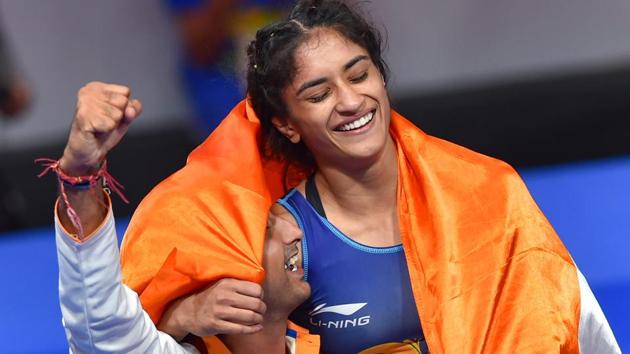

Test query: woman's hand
[56,82,142,237]
[59,81,142,176]
[158,278,267,341]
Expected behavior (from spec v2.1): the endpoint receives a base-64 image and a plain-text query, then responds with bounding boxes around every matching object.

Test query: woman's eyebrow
[297,77,327,95]
[343,55,369,71]
[296,55,370,95]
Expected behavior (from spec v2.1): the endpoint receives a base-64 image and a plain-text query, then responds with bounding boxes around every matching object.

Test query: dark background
[3,64,629,230]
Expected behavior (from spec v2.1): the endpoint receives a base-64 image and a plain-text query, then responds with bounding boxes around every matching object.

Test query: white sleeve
[55,207,199,354]
[576,268,621,354]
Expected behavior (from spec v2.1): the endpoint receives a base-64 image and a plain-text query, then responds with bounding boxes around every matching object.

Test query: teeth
[338,111,374,132]
[285,255,299,272]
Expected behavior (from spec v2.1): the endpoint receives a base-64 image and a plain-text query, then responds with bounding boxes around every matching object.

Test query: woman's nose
[335,83,364,114]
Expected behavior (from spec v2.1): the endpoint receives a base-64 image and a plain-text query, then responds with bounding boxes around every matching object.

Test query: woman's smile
[279,28,393,167]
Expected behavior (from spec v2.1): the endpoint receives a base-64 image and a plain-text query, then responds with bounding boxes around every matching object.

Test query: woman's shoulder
[392,111,516,179]
[425,134,515,175]
[421,135,526,201]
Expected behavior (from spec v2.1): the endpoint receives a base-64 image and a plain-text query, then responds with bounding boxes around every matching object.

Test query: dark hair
[247,0,388,169]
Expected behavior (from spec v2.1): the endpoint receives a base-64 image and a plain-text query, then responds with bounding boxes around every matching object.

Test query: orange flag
[391,114,580,353]
[120,100,581,353]
[120,100,299,323]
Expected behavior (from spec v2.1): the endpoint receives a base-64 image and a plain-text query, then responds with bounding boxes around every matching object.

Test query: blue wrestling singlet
[279,185,428,354]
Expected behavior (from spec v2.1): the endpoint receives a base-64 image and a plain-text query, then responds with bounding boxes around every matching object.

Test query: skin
[261,204,310,321]
[157,205,311,345]
[275,27,401,247]
[158,278,267,340]
[160,27,402,341]
[58,82,142,236]
[59,81,310,353]
[276,29,393,173]
[222,204,310,354]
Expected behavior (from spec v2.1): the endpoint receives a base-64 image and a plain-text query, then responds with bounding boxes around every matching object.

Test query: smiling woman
[236,5,425,352]
[49,0,620,353]
[276,29,393,174]
[118,0,620,353]
[246,0,389,172]
[259,205,310,317]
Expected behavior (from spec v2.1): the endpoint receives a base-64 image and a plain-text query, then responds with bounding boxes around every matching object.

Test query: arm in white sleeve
[55,204,199,354]
[576,267,621,354]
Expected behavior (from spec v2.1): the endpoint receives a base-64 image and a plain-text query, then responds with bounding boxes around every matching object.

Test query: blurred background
[0,0,628,352]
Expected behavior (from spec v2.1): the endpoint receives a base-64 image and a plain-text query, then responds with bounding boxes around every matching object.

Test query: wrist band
[35,157,129,238]
[61,177,100,190]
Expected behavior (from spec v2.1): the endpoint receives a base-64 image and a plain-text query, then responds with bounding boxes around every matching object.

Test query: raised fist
[59,82,142,176]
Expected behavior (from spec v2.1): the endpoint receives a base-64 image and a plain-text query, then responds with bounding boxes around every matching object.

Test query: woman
[118,0,618,353]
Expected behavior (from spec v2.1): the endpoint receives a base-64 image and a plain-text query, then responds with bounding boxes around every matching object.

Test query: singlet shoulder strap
[305,174,327,219]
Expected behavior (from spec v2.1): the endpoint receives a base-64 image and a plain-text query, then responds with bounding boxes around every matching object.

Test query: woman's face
[262,204,310,315]
[277,28,391,169]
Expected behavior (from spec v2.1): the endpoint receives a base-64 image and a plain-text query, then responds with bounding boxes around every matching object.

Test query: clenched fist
[59,82,142,176]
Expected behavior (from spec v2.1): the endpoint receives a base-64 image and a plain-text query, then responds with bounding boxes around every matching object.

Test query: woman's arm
[52,81,203,353]
[55,198,200,353]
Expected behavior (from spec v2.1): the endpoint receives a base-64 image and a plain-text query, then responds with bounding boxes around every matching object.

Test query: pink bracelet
[35,158,128,237]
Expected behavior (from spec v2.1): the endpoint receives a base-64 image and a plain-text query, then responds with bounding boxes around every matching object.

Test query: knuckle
[213,307,227,319]
[110,108,123,121]
[85,81,100,91]
[77,88,89,101]
[251,284,263,297]
[239,326,252,335]
[248,312,259,323]
[106,92,116,103]
[258,301,267,314]
[91,121,104,132]
[75,105,86,119]
[103,117,116,129]
[215,293,228,304]
[77,91,95,107]
[206,319,219,331]
[77,107,94,123]
[99,121,114,132]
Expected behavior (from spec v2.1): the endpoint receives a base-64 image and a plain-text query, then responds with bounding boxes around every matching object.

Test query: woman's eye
[308,89,330,103]
[350,71,368,83]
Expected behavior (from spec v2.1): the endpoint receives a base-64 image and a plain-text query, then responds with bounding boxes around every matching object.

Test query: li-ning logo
[308,303,371,329]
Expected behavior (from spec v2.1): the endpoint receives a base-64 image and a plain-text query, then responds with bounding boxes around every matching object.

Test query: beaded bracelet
[35,158,129,237]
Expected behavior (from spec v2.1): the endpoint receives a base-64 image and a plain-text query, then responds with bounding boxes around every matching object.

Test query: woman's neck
[314,136,398,215]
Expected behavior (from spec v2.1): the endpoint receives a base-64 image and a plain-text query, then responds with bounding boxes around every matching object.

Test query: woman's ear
[271,117,301,144]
